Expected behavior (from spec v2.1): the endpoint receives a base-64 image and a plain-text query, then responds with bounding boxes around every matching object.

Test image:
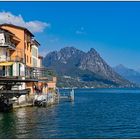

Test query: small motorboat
[33,93,54,107]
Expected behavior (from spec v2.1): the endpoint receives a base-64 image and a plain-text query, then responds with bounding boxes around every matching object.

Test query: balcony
[0,66,56,83]
[25,67,56,81]
[0,56,25,63]
[0,57,8,62]
[0,42,16,50]
[10,56,25,63]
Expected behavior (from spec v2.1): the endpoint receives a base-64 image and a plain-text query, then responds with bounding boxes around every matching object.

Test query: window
[27,42,30,51]
[6,51,7,57]
[32,47,38,57]
[30,57,31,64]
[25,54,26,64]
[27,55,28,63]
[30,46,32,52]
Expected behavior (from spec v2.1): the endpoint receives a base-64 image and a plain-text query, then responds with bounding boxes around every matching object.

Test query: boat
[33,93,54,107]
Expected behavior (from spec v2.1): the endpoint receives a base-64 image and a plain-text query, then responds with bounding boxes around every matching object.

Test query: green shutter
[19,63,21,76]
[9,65,13,76]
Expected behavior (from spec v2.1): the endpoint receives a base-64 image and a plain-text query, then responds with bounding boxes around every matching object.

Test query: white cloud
[76,27,86,35]
[0,11,50,33]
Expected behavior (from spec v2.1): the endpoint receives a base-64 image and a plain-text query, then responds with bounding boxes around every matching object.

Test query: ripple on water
[1,89,140,138]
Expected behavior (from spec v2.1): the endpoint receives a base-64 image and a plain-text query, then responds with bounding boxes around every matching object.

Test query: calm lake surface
[1,88,140,138]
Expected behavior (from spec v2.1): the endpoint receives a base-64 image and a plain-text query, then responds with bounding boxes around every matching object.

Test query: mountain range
[43,47,136,88]
[113,64,140,85]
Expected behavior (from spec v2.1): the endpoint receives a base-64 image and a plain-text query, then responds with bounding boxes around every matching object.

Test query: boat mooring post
[70,89,74,101]
[56,87,60,102]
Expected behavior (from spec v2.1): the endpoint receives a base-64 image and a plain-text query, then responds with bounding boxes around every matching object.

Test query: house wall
[24,32,32,67]
[13,62,25,76]
[47,77,57,91]
[32,44,38,67]
[37,58,40,67]
[0,33,5,44]
[13,63,18,76]
[47,82,56,89]
[26,82,34,95]
[37,57,43,68]
[0,48,10,61]
[0,26,25,62]
[0,25,57,96]
[1,25,34,94]
[20,63,25,76]
[1,25,32,67]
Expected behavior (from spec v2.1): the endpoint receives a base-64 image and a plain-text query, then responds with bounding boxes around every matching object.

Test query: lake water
[1,88,140,138]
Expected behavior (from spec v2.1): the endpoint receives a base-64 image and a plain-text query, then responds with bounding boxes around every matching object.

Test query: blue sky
[0,2,140,70]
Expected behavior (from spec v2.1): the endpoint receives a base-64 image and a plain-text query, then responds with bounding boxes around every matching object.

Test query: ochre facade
[0,24,33,67]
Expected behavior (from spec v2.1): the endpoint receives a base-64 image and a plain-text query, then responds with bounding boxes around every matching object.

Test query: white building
[31,39,40,67]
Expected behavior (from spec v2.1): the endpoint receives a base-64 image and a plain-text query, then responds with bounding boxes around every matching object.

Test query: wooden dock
[58,89,75,102]
[33,88,75,107]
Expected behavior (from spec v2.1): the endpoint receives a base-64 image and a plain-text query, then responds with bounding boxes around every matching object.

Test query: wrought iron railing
[0,66,56,81]
[0,42,16,49]
[25,66,56,80]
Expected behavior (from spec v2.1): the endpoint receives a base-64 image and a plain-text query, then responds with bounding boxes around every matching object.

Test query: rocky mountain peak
[60,46,82,56]
[58,46,84,64]
[89,48,98,53]
[43,47,135,88]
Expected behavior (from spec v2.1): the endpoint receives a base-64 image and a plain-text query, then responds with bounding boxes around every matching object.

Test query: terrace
[0,66,56,82]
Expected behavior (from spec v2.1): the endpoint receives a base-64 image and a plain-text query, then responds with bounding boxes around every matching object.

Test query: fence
[25,66,56,80]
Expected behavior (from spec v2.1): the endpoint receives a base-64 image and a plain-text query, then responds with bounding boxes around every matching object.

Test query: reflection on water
[0,111,17,138]
[15,108,37,138]
[0,105,60,138]
[1,89,140,138]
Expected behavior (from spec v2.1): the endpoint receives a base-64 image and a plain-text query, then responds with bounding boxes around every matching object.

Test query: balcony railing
[0,56,25,63]
[25,67,56,81]
[11,56,25,63]
[0,66,56,82]
[0,42,16,49]
[0,57,10,62]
